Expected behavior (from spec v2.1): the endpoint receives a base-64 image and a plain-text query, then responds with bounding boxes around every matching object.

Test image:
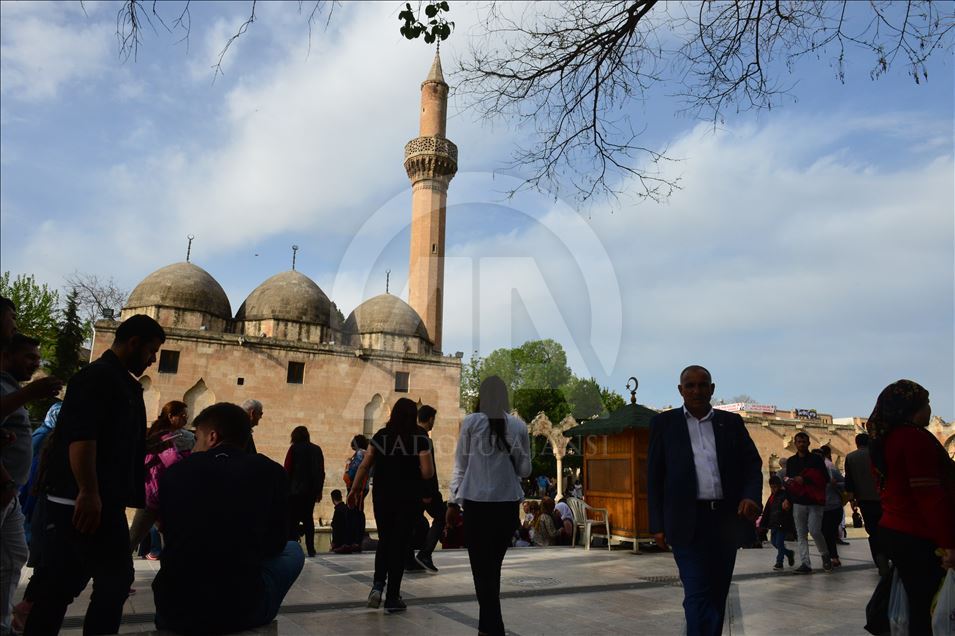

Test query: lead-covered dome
[126,262,232,320]
[344,294,430,341]
[236,270,333,325]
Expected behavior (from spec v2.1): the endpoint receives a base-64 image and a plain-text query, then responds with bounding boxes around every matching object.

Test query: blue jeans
[251,541,305,626]
[670,509,739,636]
[770,529,789,565]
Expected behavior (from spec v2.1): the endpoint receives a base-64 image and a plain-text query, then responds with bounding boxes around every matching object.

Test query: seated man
[152,403,304,635]
[553,498,575,545]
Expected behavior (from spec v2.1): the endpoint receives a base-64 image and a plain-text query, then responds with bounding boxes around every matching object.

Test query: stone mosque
[91,54,462,522]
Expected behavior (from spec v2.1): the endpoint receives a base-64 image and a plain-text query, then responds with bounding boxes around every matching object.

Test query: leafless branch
[213,1,258,83]
[64,272,128,325]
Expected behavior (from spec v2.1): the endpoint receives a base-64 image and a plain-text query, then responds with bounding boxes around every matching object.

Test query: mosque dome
[126,262,232,320]
[236,270,333,325]
[344,294,431,342]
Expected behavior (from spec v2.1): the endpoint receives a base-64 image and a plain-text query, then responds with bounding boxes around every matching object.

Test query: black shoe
[384,597,407,614]
[786,550,795,567]
[837,539,850,545]
[405,559,426,572]
[793,564,813,574]
[415,553,438,573]
[773,563,783,570]
[367,584,383,609]
[822,555,833,573]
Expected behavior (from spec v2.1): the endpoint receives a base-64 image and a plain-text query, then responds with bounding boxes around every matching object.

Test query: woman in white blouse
[450,376,531,636]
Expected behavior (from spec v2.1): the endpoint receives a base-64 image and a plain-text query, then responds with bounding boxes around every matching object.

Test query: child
[330,489,353,553]
[759,475,795,570]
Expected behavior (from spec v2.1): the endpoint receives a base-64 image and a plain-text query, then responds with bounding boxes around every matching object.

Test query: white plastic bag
[889,568,909,636]
[933,570,955,636]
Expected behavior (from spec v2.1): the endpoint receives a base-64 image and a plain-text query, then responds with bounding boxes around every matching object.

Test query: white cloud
[0,3,112,101]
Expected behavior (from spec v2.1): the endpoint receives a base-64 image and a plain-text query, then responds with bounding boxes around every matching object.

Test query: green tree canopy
[0,271,59,360]
[50,288,87,383]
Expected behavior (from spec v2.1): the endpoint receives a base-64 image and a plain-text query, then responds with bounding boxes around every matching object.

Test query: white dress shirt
[683,407,724,500]
[449,412,532,504]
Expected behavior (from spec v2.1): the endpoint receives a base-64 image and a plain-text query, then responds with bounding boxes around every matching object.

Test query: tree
[456,1,954,203]
[49,288,87,383]
[0,272,59,360]
[63,272,128,338]
[600,386,626,413]
[731,394,757,404]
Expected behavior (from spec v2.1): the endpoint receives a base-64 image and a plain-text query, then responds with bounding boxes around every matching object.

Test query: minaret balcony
[404,136,458,182]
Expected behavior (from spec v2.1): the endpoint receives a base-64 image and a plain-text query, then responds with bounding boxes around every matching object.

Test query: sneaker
[367,584,383,609]
[793,564,813,574]
[822,555,833,573]
[786,550,795,567]
[384,597,407,614]
[145,552,160,561]
[405,559,426,573]
[773,563,783,570]
[415,553,438,573]
[837,539,850,545]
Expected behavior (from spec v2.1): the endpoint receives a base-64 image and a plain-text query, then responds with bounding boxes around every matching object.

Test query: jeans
[670,505,739,636]
[769,529,790,565]
[792,503,827,568]
[464,500,519,636]
[416,496,447,559]
[821,508,841,559]
[251,541,305,627]
[372,500,415,600]
[1,498,28,635]
[24,499,134,636]
[883,527,945,635]
[127,508,157,553]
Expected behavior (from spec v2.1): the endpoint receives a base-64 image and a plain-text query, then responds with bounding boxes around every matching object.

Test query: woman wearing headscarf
[348,398,434,613]
[867,380,955,635]
[284,426,325,557]
[450,376,532,636]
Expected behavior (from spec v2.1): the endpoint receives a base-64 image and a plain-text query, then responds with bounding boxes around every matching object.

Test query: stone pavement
[22,533,880,635]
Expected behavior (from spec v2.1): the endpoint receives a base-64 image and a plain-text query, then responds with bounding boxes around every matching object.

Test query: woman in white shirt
[450,376,531,636]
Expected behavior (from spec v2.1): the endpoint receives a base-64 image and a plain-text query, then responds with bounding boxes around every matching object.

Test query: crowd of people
[1,298,953,636]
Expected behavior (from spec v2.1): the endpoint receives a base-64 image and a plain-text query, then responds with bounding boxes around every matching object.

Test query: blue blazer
[647,407,763,548]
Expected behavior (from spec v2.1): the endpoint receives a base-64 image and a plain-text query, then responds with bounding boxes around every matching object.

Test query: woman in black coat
[283,426,325,557]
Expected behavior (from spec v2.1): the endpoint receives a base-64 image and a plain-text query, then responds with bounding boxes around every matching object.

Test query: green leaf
[440,1,449,11]
[424,32,435,44]
[425,4,438,18]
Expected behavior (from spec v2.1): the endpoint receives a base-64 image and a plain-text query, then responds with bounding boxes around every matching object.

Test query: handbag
[852,510,863,528]
[933,569,955,636]
[888,568,909,636]
[864,565,893,635]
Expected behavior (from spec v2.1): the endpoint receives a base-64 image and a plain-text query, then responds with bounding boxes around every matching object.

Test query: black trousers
[821,508,841,559]
[883,527,945,636]
[857,500,884,565]
[288,493,317,556]
[24,499,134,636]
[464,500,519,636]
[410,495,447,560]
[373,500,415,600]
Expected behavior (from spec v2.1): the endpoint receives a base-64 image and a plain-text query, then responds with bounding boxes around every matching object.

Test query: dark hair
[478,376,511,453]
[114,314,165,345]
[290,426,310,444]
[386,398,419,436]
[0,297,14,313]
[679,365,712,383]
[351,434,368,451]
[855,433,869,447]
[193,402,251,447]
[819,445,832,459]
[418,404,437,423]
[147,400,187,439]
[6,333,40,354]
[769,475,782,486]
[794,431,810,442]
[330,489,343,501]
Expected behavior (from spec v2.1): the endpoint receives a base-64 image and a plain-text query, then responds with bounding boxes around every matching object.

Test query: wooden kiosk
[565,379,657,547]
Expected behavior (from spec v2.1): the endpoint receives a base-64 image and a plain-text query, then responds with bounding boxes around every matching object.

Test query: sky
[1,1,952,419]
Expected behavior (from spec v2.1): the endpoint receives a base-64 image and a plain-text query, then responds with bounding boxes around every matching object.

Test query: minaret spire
[404,53,457,352]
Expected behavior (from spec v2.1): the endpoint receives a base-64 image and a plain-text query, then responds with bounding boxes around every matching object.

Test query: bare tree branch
[64,272,128,325]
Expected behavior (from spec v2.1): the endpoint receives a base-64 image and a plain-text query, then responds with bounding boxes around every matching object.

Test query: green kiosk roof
[564,402,660,436]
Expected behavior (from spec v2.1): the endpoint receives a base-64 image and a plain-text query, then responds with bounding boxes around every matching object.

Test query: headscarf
[866,379,931,485]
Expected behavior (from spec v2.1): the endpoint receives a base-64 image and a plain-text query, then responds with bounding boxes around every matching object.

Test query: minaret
[404,52,457,352]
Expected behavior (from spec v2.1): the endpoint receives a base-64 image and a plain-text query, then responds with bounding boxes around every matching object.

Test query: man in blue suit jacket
[647,365,763,636]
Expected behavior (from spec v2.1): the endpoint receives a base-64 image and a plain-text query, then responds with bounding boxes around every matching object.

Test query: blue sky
[1,1,952,419]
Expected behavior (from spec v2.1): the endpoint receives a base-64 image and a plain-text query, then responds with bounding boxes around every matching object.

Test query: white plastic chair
[566,497,611,551]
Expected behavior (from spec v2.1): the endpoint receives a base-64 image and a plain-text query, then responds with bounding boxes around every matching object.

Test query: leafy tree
[0,271,59,360]
[600,386,626,413]
[398,1,453,45]
[731,394,757,404]
[49,288,87,383]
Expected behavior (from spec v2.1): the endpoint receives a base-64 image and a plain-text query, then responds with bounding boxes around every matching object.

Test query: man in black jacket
[25,314,165,635]
[410,405,445,573]
[647,365,763,636]
[152,402,304,635]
